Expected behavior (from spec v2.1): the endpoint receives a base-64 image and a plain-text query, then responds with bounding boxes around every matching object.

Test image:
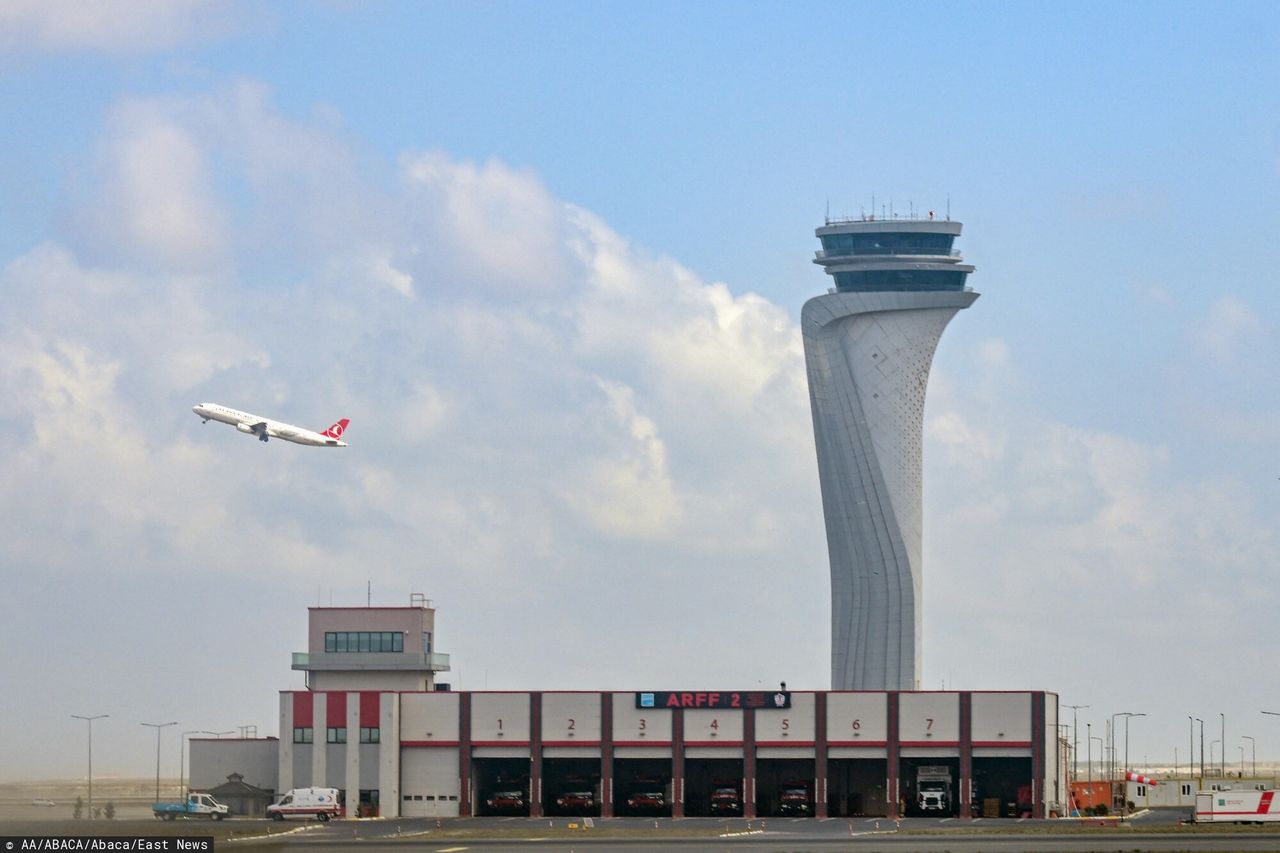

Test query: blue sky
[1,1,1277,780]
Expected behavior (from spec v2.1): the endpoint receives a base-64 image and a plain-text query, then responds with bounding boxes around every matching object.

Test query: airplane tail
[322,418,350,439]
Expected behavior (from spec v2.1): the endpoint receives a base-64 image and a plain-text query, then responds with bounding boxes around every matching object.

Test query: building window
[360,727,380,744]
[325,632,404,653]
[1136,784,1146,797]
[292,727,313,744]
[1181,784,1192,796]
[423,632,432,654]
[327,727,347,744]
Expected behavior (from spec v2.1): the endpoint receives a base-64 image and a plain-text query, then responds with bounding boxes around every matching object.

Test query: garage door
[401,748,461,817]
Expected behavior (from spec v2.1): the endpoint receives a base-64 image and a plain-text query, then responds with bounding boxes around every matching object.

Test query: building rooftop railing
[824,214,952,225]
[292,651,451,672]
[815,249,962,260]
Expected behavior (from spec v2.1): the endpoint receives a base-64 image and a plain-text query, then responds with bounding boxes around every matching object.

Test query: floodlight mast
[71,714,108,819]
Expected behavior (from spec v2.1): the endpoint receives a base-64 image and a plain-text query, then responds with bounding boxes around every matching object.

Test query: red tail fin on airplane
[322,418,349,439]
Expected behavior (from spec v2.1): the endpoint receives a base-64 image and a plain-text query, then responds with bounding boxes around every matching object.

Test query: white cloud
[924,339,1277,709]
[561,379,681,539]
[402,151,571,297]
[0,0,240,55]
[2,242,268,394]
[1194,295,1264,365]
[71,101,229,271]
[367,255,415,298]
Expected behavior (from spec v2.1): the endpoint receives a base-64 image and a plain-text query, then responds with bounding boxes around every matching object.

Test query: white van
[267,787,341,821]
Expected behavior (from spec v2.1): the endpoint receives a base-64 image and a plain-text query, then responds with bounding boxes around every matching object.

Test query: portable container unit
[1194,790,1280,823]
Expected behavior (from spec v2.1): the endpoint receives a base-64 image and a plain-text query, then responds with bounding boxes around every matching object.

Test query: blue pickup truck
[152,793,230,820]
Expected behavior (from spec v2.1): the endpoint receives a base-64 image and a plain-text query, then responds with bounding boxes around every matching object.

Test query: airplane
[192,403,349,447]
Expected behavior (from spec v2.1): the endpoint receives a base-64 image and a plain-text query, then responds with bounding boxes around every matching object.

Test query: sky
[1,0,1278,781]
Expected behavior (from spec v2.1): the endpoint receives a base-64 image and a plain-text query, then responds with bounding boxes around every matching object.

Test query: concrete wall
[542,693,600,744]
[401,692,460,743]
[470,693,530,743]
[189,739,278,792]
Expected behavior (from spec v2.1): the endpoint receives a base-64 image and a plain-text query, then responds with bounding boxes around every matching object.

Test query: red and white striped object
[1125,771,1158,786]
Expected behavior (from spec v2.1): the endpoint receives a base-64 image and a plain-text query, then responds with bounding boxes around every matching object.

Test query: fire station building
[190,599,1064,820]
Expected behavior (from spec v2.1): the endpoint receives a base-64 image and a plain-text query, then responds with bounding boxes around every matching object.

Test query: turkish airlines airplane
[192,403,349,447]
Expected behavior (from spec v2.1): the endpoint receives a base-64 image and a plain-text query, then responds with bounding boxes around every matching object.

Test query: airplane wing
[249,421,269,436]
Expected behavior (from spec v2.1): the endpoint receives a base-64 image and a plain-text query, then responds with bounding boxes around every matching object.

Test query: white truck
[916,766,952,814]
[267,787,342,821]
[1195,790,1280,823]
[152,793,230,821]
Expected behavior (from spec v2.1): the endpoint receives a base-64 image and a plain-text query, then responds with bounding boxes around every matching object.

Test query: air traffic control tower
[802,214,977,691]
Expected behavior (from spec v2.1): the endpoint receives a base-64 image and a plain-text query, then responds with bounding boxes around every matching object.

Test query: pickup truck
[153,793,230,820]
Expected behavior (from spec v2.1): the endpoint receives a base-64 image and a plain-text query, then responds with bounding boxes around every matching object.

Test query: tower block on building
[803,214,977,691]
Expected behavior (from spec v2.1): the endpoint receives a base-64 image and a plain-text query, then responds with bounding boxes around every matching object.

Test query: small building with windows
[295,593,450,692]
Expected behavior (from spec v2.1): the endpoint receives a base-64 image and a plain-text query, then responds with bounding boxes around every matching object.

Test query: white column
[379,693,401,818]
[278,693,294,794]
[346,693,360,816]
[312,694,327,789]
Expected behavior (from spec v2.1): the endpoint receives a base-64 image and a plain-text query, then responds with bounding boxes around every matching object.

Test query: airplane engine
[235,423,254,434]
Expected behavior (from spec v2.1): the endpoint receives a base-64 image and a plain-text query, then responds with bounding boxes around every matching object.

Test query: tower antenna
[947,194,951,221]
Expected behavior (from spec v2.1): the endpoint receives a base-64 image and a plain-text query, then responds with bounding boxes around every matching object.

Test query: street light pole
[141,722,177,804]
[1220,713,1226,780]
[1238,745,1245,777]
[1124,713,1146,773]
[1090,736,1103,785]
[1211,740,1220,775]
[1110,713,1131,780]
[1243,735,1256,778]
[1065,704,1089,782]
[71,714,108,819]
[1196,718,1204,780]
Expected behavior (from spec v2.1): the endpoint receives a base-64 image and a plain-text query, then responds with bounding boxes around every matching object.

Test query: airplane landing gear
[258,433,269,442]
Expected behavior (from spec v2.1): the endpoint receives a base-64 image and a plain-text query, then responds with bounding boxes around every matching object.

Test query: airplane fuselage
[192,403,348,447]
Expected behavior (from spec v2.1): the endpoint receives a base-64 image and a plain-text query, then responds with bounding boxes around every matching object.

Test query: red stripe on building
[1260,791,1274,813]
[360,692,380,727]
[327,692,347,726]
[293,692,313,728]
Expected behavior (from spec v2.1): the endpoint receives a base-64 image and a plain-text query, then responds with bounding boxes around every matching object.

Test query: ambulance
[267,787,342,821]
